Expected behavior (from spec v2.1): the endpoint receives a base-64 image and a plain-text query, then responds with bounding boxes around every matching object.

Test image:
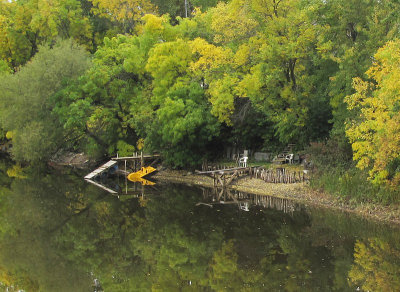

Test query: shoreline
[153,169,400,225]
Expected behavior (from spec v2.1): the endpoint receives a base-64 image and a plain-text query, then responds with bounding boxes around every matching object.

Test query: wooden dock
[112,153,160,172]
[84,160,117,180]
[84,153,160,194]
[195,166,250,175]
[196,166,257,188]
[84,160,119,194]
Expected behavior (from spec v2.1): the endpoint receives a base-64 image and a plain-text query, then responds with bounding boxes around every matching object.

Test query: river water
[1,159,400,291]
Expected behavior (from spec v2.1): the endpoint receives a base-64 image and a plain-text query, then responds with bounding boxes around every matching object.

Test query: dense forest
[1,0,400,201]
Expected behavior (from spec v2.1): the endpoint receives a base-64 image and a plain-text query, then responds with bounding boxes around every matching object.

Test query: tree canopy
[2,0,400,189]
[0,39,90,162]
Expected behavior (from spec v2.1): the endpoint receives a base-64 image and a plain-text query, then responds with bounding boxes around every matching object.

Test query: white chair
[239,156,248,167]
[285,154,294,164]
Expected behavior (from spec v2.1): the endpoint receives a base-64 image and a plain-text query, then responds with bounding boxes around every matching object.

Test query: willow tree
[0,40,90,163]
[145,38,220,167]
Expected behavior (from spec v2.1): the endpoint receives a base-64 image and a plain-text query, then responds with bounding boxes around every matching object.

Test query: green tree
[145,38,220,167]
[53,15,174,158]
[150,0,225,23]
[311,0,400,142]
[54,39,137,157]
[147,82,220,167]
[0,39,90,163]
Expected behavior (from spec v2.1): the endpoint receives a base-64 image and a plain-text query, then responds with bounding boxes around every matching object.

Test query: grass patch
[311,167,400,205]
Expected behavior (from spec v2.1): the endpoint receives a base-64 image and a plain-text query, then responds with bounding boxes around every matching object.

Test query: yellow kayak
[127,166,157,182]
[126,175,156,186]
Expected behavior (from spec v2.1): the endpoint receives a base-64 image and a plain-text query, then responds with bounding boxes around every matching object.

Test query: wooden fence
[200,162,309,184]
[254,167,308,183]
[201,163,233,172]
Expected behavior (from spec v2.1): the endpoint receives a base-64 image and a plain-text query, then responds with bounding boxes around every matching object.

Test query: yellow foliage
[189,37,233,76]
[237,64,263,98]
[0,266,38,291]
[6,164,26,179]
[141,14,166,34]
[208,75,239,125]
[137,138,144,150]
[210,0,258,44]
[234,44,250,66]
[91,0,155,32]
[29,0,92,46]
[346,40,400,186]
[5,131,13,139]
[0,267,13,287]
[349,238,400,291]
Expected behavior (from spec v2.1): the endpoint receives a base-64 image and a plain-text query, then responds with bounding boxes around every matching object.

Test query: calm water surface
[1,158,400,291]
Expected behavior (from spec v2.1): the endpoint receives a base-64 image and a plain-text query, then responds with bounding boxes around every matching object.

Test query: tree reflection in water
[0,163,400,291]
[349,238,400,291]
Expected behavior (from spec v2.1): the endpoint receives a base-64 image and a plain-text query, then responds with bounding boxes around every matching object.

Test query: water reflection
[349,238,400,291]
[0,161,400,291]
[87,171,157,195]
[199,187,301,214]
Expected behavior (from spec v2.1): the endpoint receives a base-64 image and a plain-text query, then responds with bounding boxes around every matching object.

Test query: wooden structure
[112,152,160,175]
[84,160,118,194]
[112,153,159,168]
[196,166,257,188]
[84,160,117,180]
[254,167,308,183]
[84,153,160,194]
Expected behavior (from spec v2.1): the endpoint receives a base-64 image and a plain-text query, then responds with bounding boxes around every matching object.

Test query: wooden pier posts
[253,167,308,183]
[199,166,308,188]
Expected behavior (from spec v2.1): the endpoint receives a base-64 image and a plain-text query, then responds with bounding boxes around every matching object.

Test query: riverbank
[153,169,400,225]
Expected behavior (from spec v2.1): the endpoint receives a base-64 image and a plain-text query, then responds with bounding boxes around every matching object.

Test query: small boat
[127,166,157,183]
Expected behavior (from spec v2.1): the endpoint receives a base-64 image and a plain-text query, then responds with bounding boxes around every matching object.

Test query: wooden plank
[84,160,117,179]
[85,179,118,194]
[112,154,160,161]
[217,174,225,187]
[226,170,238,186]
[195,166,250,175]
